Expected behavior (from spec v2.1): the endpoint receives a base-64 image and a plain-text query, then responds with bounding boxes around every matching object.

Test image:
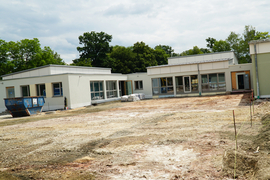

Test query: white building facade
[0,51,253,113]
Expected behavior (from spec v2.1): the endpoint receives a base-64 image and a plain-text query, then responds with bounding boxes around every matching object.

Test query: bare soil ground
[0,94,269,180]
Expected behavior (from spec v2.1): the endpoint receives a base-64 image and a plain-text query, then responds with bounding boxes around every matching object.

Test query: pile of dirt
[222,113,270,179]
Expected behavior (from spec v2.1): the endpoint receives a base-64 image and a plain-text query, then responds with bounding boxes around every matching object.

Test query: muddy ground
[0,93,269,180]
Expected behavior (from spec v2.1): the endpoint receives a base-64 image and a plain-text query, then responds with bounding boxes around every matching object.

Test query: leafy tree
[212,40,231,52]
[133,42,157,72]
[154,45,174,56]
[0,38,65,77]
[206,37,216,51]
[75,31,112,67]
[107,46,136,74]
[154,46,169,65]
[180,46,204,56]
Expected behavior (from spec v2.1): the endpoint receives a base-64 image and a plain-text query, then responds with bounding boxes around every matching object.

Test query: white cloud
[0,0,270,64]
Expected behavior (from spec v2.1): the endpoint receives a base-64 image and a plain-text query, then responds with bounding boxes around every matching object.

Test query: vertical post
[252,89,254,114]
[197,64,202,96]
[233,110,237,179]
[233,110,237,149]
[250,95,252,127]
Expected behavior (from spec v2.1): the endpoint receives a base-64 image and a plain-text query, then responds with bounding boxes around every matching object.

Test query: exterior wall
[228,63,253,91]
[145,68,231,98]
[0,74,69,113]
[250,40,270,98]
[2,65,112,80]
[251,53,270,98]
[67,74,127,108]
[127,73,152,98]
[148,61,229,75]
[168,51,238,65]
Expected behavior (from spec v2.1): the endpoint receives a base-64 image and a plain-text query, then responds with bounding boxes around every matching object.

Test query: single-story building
[1,46,268,113]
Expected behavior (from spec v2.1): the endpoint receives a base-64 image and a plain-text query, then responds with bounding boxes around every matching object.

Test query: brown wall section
[231,71,250,90]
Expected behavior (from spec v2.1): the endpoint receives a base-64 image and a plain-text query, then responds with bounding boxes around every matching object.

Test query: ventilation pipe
[254,43,260,99]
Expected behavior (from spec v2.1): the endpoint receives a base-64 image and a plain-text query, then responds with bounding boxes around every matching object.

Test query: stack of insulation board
[138,93,145,100]
[128,94,140,102]
[121,95,129,102]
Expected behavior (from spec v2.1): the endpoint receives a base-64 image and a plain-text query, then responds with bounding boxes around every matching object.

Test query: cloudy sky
[1,0,270,64]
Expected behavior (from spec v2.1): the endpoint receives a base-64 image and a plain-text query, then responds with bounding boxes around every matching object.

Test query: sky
[1,0,270,64]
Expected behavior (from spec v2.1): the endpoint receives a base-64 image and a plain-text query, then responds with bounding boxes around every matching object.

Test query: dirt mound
[254,114,270,151]
[222,113,270,179]
[222,149,258,178]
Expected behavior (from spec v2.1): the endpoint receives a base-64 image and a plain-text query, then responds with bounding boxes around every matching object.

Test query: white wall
[148,61,229,75]
[67,74,127,109]
[249,41,270,55]
[0,74,69,112]
[127,73,152,98]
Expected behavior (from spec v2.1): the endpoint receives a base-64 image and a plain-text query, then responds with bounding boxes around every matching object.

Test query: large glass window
[21,85,30,97]
[191,75,198,92]
[90,81,104,100]
[201,73,226,92]
[135,81,143,90]
[6,87,15,98]
[152,77,174,95]
[36,84,46,97]
[52,82,63,96]
[175,76,183,94]
[106,81,117,98]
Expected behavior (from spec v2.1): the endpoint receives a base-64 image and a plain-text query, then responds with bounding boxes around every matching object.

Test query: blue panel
[4,97,45,117]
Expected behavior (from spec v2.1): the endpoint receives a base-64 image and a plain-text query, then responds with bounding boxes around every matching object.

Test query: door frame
[183,76,191,93]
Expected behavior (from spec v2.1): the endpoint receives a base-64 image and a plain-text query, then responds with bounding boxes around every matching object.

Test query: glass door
[184,76,191,93]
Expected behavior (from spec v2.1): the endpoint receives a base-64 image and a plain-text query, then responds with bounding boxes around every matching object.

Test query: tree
[212,40,231,52]
[206,37,216,51]
[154,46,169,65]
[0,38,65,76]
[180,46,204,56]
[106,46,136,74]
[133,42,157,72]
[75,31,112,67]
[154,45,174,56]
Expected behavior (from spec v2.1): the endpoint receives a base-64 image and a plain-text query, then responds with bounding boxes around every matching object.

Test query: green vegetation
[0,38,65,77]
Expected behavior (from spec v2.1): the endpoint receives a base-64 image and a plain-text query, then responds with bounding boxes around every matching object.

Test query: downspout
[197,64,201,96]
[254,43,260,99]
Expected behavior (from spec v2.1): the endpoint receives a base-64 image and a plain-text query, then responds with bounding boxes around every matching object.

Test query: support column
[104,81,107,99]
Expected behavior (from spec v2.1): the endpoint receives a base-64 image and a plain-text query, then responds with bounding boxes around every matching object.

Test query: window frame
[134,80,143,90]
[106,81,117,98]
[36,84,46,97]
[201,73,226,92]
[21,85,30,97]
[52,82,63,97]
[6,86,15,98]
[90,81,104,100]
[152,77,174,95]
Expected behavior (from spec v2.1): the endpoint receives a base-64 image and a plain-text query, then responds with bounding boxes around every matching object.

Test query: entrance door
[237,74,244,89]
[184,76,191,93]
[119,81,133,96]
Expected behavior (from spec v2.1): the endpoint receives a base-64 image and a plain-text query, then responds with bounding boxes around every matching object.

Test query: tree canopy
[0,38,65,77]
[72,31,112,67]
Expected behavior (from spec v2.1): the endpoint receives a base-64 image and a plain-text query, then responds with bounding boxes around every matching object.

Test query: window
[36,84,46,97]
[106,81,117,98]
[201,73,226,92]
[135,81,143,90]
[175,76,183,94]
[191,75,198,92]
[6,87,15,98]
[90,81,104,100]
[21,85,30,97]
[52,82,63,96]
[152,77,174,95]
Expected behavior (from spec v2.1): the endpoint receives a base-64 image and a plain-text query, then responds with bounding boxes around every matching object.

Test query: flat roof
[1,64,112,78]
[249,39,270,44]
